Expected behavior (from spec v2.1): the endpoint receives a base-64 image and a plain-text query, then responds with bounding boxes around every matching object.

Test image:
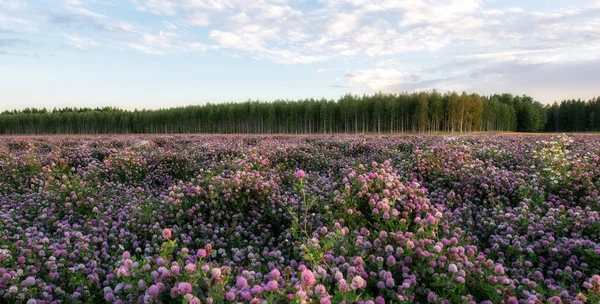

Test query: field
[0,134,599,303]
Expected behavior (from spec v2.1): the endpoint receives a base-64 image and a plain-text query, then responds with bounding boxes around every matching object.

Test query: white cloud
[184,0,232,11]
[399,0,481,26]
[261,5,286,19]
[229,12,250,24]
[64,5,106,19]
[263,49,327,64]
[4,0,600,76]
[210,24,279,52]
[210,30,259,51]
[126,30,209,54]
[0,0,29,10]
[326,13,358,37]
[163,21,178,29]
[104,22,137,33]
[507,7,524,13]
[127,43,163,55]
[187,11,210,26]
[0,0,29,26]
[63,34,101,50]
[134,0,176,15]
[346,69,409,90]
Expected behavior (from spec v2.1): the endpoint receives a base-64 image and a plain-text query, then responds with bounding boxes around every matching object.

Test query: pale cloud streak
[63,34,101,50]
[1,0,599,102]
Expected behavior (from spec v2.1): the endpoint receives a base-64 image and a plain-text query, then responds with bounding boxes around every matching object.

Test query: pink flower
[189,297,201,304]
[225,291,236,301]
[296,169,306,179]
[117,266,128,277]
[269,269,281,280]
[178,282,193,294]
[162,228,172,239]
[197,249,207,258]
[315,284,327,296]
[494,264,505,275]
[338,280,350,292]
[170,287,180,298]
[265,280,278,291]
[301,269,316,287]
[448,264,458,273]
[185,263,196,272]
[211,268,222,280]
[350,276,366,290]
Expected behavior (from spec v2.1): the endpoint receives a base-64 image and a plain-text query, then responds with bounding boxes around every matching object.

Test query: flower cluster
[0,134,599,303]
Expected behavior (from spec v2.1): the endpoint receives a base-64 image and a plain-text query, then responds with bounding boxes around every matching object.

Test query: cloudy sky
[1,0,599,111]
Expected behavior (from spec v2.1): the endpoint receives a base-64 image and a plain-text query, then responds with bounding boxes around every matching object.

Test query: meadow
[0,134,599,303]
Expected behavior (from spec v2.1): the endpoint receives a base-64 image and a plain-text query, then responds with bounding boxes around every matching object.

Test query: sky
[1,0,600,111]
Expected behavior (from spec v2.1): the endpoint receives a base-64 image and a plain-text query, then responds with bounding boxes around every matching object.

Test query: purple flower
[148,284,160,297]
[21,276,35,287]
[104,292,115,302]
[386,255,396,266]
[251,285,263,294]
[548,296,562,304]
[236,276,248,289]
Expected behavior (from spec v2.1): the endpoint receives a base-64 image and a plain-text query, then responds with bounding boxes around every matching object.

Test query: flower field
[1,134,599,304]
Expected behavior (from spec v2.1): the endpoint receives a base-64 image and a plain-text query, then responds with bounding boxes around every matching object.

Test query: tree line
[545,98,600,132]
[0,91,565,135]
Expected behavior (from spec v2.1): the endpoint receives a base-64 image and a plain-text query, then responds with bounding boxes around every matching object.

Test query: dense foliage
[1,135,599,303]
[0,92,549,135]
[545,98,600,132]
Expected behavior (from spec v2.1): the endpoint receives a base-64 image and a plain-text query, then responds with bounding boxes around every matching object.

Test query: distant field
[1,135,599,303]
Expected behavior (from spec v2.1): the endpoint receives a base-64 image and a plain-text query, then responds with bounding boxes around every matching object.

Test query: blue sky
[1,0,599,111]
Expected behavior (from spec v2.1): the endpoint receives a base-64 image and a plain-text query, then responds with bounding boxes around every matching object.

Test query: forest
[0,91,597,135]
